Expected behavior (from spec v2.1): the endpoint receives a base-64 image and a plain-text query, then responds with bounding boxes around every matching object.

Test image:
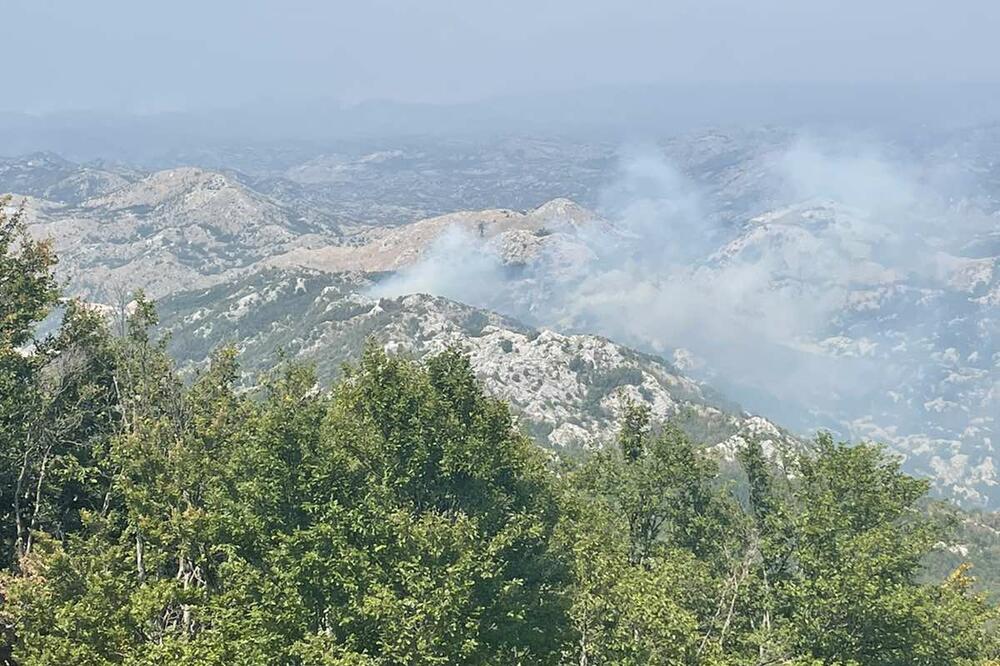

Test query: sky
[7,0,1000,113]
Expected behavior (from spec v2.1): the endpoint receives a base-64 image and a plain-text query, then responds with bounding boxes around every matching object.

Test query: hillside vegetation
[1,200,998,664]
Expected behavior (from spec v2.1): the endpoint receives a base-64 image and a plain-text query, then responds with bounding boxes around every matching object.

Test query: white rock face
[711,416,796,472]
[21,168,336,299]
[157,270,796,453]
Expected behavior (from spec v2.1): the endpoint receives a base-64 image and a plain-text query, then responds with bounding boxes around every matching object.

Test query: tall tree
[2,344,576,665]
[0,198,120,568]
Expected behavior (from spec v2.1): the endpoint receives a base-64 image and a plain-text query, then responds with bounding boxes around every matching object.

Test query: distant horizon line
[6,79,1000,117]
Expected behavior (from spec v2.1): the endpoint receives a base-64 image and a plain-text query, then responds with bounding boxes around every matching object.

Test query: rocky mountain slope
[0,152,139,204]
[221,136,617,228]
[157,268,795,458]
[13,167,340,299]
[705,201,999,504]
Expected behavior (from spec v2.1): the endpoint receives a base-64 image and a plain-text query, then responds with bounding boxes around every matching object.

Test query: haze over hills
[6,82,1000,160]
[5,124,1000,509]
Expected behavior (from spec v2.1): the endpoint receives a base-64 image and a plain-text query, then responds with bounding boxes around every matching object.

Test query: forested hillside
[2,199,999,665]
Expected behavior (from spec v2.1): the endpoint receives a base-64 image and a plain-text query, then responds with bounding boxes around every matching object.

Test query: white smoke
[369,226,507,305]
[776,136,921,213]
[371,134,997,466]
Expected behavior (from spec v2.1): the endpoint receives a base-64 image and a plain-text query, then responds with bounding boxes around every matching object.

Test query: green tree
[563,402,740,665]
[781,436,998,665]
[280,346,571,664]
[2,344,575,665]
[557,490,720,666]
[1,196,61,570]
[577,402,734,566]
[0,198,125,664]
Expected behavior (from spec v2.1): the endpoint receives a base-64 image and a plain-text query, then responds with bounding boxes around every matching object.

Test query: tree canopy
[0,199,997,664]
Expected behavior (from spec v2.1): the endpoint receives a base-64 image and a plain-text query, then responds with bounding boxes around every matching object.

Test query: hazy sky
[6,0,999,113]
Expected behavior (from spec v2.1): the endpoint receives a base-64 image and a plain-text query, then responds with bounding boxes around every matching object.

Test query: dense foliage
[1,200,997,664]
